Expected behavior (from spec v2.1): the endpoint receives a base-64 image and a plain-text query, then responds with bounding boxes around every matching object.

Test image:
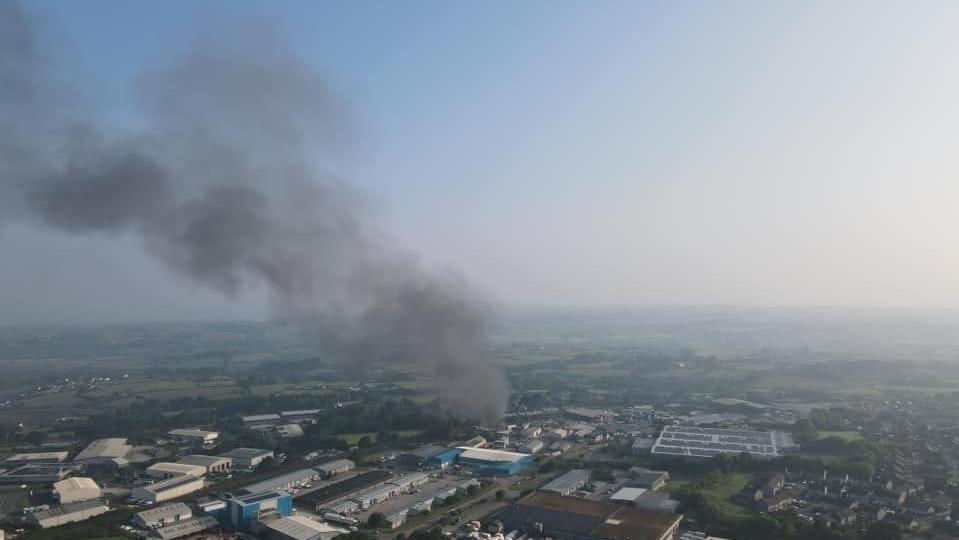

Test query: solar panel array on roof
[651,426,789,458]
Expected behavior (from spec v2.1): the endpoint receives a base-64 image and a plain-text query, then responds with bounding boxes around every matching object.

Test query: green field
[817,430,863,442]
[665,472,753,520]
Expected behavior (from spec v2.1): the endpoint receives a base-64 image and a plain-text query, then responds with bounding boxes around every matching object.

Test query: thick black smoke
[0,1,506,422]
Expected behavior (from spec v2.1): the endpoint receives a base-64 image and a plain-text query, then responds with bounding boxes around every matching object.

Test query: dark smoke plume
[0,1,506,422]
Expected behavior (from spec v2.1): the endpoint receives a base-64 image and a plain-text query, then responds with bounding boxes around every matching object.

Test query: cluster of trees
[64,391,463,452]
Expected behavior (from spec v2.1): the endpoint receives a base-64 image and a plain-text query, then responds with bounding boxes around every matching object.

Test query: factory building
[220,448,274,470]
[434,479,480,504]
[493,492,681,540]
[294,470,392,512]
[455,447,534,476]
[399,446,461,469]
[263,515,346,540]
[346,472,432,510]
[279,409,322,423]
[242,414,282,429]
[351,484,401,509]
[196,497,227,517]
[610,488,681,513]
[74,437,132,468]
[518,440,545,454]
[131,474,204,504]
[539,469,591,496]
[0,463,72,484]
[461,435,487,448]
[385,509,409,529]
[148,515,218,539]
[326,500,360,514]
[53,477,101,504]
[630,468,670,491]
[177,454,232,474]
[28,499,110,529]
[389,472,431,490]
[315,458,355,478]
[238,467,320,495]
[2,451,69,467]
[225,490,293,529]
[133,502,193,528]
[146,462,207,479]
[167,429,220,449]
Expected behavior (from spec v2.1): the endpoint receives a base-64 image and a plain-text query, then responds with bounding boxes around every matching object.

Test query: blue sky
[4,1,959,323]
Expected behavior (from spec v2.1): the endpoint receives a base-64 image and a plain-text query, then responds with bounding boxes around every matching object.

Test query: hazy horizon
[4,0,959,324]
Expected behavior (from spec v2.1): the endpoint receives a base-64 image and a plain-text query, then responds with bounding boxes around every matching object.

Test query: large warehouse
[315,458,355,478]
[539,469,591,496]
[146,462,207,479]
[650,426,799,459]
[0,463,72,484]
[3,451,69,467]
[133,502,193,528]
[167,429,219,449]
[238,467,320,495]
[149,515,218,540]
[29,500,110,529]
[53,477,101,504]
[493,492,681,540]
[455,447,533,476]
[177,454,232,474]
[131,474,204,504]
[74,438,132,468]
[295,470,392,512]
[264,515,345,540]
[220,448,274,470]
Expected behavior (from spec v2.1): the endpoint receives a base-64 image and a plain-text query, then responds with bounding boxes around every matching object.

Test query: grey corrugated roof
[31,499,108,521]
[239,468,317,494]
[540,470,590,493]
[151,515,218,539]
[135,502,191,523]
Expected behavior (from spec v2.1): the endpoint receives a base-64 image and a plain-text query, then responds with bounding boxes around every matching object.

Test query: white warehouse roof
[53,477,101,503]
[610,487,648,502]
[134,502,192,526]
[265,515,345,540]
[54,477,99,492]
[178,455,231,468]
[147,462,208,477]
[168,428,219,441]
[75,438,131,461]
[456,447,530,463]
[3,452,69,464]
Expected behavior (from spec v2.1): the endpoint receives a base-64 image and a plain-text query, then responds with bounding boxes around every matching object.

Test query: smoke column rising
[0,1,507,422]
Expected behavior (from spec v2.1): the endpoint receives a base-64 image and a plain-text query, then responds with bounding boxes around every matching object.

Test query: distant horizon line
[4,302,959,328]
